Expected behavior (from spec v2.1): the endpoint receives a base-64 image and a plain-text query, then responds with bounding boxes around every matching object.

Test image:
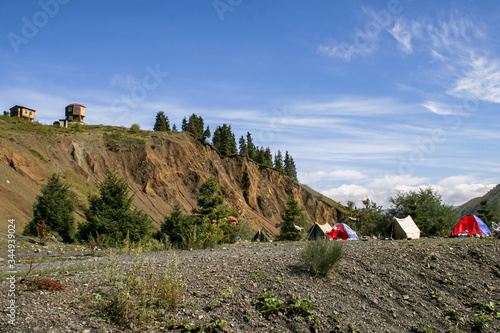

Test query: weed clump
[301,239,343,277]
[93,252,184,329]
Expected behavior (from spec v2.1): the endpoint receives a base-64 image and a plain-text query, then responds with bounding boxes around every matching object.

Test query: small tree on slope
[277,196,306,241]
[23,173,76,243]
[77,171,152,245]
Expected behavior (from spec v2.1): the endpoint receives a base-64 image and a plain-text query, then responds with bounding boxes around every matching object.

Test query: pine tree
[277,196,305,241]
[23,173,76,242]
[246,132,256,160]
[284,151,298,181]
[187,114,203,140]
[160,204,194,248]
[239,135,248,157]
[192,176,240,245]
[181,117,188,131]
[212,124,237,156]
[274,150,284,173]
[172,123,178,131]
[153,111,170,131]
[263,147,273,168]
[203,125,211,143]
[183,113,210,142]
[77,171,152,244]
[194,176,225,219]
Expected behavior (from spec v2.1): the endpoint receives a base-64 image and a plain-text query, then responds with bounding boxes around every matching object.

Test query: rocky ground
[1,236,500,333]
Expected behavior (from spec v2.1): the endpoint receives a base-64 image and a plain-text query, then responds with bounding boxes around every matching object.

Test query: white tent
[390,216,421,240]
[307,222,333,240]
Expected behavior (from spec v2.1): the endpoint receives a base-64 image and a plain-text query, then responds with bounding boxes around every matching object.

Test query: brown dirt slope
[0,118,344,235]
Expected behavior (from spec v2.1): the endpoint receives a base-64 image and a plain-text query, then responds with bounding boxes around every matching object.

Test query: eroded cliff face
[0,125,344,236]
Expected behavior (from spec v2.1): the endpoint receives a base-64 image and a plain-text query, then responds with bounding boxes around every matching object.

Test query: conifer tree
[274,150,284,173]
[181,117,188,131]
[284,151,298,181]
[23,173,76,242]
[203,125,211,143]
[246,132,256,160]
[277,196,305,241]
[212,124,237,156]
[193,176,225,219]
[153,111,170,131]
[184,114,210,142]
[77,171,152,244]
[239,135,248,157]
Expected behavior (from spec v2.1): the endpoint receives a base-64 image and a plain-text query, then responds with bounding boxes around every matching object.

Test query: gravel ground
[1,237,500,333]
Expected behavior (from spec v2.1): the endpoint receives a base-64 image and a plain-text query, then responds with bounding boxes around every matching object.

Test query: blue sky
[1,0,499,208]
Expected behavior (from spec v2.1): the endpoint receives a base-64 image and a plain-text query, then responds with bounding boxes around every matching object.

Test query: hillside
[0,117,345,236]
[457,184,500,218]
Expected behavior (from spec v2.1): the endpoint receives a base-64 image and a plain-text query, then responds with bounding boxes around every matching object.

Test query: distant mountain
[456,184,500,217]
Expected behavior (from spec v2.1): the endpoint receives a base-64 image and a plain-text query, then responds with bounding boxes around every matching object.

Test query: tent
[252,229,271,242]
[307,223,333,240]
[328,223,358,240]
[449,215,493,237]
[388,215,421,240]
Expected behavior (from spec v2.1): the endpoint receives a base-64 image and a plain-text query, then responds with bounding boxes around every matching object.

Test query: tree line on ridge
[153,111,297,181]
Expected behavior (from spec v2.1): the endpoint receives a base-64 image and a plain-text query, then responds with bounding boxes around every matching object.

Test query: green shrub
[130,123,140,133]
[158,177,241,249]
[301,239,343,277]
[96,252,183,328]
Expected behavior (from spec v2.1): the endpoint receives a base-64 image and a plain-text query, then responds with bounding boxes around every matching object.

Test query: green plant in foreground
[441,275,456,285]
[208,287,235,310]
[473,311,492,330]
[346,323,362,333]
[431,290,443,302]
[255,292,284,317]
[179,318,227,332]
[252,271,267,280]
[417,319,435,333]
[443,308,465,327]
[301,238,343,277]
[478,300,500,319]
[286,293,317,319]
[96,252,184,329]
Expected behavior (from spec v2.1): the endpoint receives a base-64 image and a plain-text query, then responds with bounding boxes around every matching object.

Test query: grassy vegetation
[28,148,47,162]
[89,251,184,330]
[301,239,343,277]
[104,131,148,150]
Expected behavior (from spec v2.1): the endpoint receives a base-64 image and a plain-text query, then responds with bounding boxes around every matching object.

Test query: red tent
[328,223,358,240]
[449,215,493,237]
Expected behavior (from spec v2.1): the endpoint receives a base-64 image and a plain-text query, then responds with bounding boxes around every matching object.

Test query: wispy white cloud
[389,19,413,54]
[447,56,500,103]
[421,101,462,116]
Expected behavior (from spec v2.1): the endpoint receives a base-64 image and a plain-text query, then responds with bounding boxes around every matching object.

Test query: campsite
[1,234,499,333]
